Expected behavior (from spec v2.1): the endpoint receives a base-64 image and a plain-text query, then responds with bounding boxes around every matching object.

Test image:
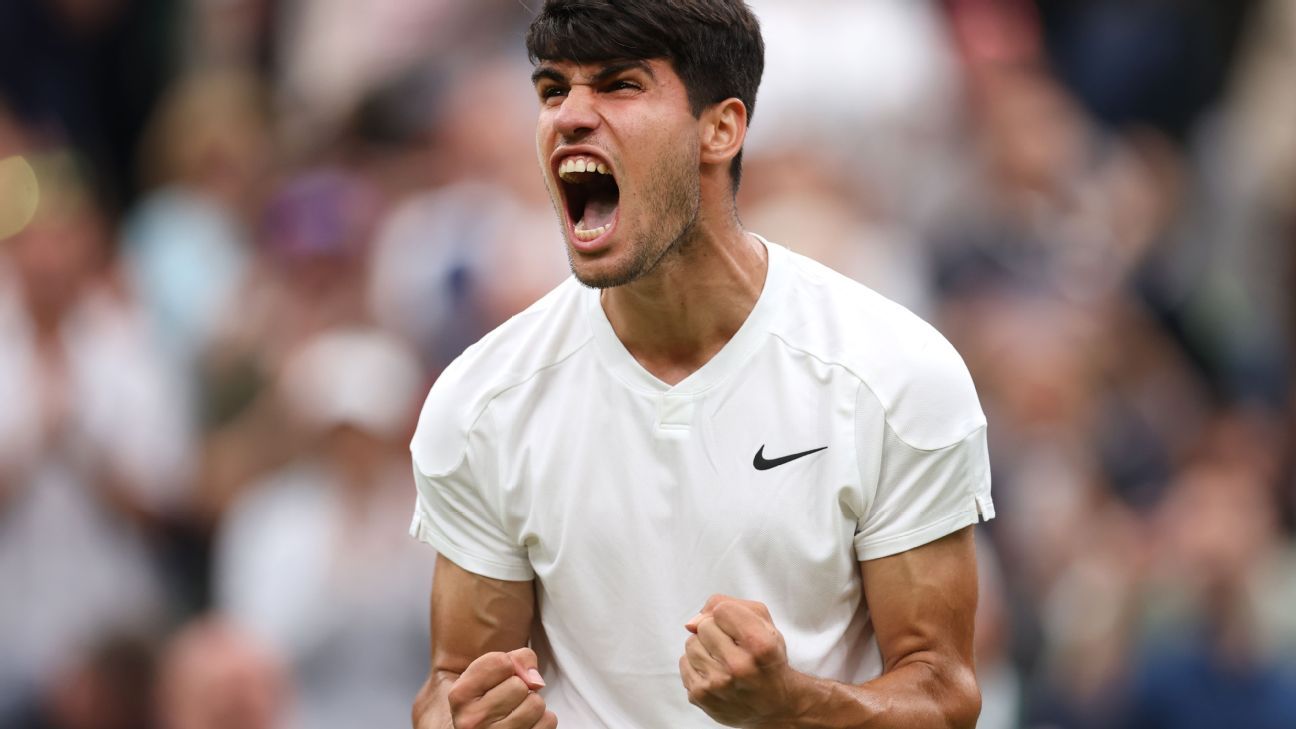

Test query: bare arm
[794,525,982,727]
[682,527,981,728]
[412,554,544,729]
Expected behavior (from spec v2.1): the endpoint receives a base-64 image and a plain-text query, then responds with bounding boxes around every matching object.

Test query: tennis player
[410,1,994,727]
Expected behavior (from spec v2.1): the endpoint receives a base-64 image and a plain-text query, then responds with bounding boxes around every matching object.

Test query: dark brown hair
[526,0,765,190]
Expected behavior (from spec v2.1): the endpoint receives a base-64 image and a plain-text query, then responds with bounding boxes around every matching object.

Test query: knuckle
[446,678,473,709]
[712,601,737,621]
[515,691,546,721]
[749,636,776,662]
[687,685,707,706]
[451,704,484,729]
[508,646,538,665]
[503,675,529,696]
[729,655,758,680]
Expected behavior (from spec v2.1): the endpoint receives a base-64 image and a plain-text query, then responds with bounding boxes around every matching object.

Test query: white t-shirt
[409,237,994,728]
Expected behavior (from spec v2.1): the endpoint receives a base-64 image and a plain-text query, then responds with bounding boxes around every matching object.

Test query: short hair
[526,0,765,191]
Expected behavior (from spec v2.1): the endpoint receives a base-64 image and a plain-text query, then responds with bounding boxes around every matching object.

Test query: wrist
[760,670,880,729]
[750,667,820,729]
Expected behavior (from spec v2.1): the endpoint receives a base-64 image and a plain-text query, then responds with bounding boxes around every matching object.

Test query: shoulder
[411,277,592,474]
[771,244,985,450]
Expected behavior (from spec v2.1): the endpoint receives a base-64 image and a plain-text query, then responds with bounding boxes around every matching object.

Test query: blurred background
[0,0,1293,727]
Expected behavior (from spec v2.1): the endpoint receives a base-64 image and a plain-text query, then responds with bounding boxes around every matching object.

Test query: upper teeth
[558,156,610,181]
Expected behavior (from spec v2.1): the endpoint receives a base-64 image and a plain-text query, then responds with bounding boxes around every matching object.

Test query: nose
[553,86,600,141]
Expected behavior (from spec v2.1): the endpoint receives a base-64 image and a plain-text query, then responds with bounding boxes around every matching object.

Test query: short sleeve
[852,338,994,561]
[854,423,992,561]
[408,389,534,582]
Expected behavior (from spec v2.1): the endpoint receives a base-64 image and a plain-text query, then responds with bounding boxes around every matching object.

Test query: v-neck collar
[585,234,787,396]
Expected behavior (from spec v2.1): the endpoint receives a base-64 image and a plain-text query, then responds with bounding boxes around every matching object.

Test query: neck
[601,207,767,386]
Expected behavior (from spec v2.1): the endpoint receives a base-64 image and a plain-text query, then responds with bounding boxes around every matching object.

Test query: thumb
[506,647,545,690]
[684,612,706,634]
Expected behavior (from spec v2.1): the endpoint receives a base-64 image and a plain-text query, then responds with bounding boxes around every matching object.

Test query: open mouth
[557,154,620,247]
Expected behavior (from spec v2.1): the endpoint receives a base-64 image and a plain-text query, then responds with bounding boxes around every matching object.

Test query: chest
[490,363,866,587]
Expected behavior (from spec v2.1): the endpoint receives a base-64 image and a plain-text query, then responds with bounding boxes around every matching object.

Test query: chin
[567,244,649,290]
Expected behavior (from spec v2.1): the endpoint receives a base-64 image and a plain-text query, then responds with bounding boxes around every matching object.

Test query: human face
[533,58,702,289]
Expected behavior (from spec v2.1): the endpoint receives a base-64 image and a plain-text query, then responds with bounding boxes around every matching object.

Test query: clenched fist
[680,595,803,727]
[448,648,557,729]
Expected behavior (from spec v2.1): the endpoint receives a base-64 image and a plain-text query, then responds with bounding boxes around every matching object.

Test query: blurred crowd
[0,0,1293,728]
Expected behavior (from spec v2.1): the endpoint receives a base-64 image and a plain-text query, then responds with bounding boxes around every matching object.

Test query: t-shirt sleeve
[852,337,994,562]
[408,383,534,582]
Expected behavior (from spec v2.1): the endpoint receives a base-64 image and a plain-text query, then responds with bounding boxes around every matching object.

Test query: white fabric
[409,238,993,728]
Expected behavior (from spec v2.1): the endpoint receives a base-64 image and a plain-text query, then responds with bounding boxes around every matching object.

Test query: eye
[608,80,641,93]
[539,86,567,102]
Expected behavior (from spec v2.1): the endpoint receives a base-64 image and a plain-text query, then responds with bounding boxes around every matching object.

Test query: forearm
[780,659,980,729]
[412,670,461,729]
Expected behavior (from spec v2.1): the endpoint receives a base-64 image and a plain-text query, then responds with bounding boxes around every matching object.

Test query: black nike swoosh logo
[753,445,828,471]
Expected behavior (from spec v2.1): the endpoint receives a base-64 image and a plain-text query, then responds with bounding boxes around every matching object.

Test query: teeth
[558,155,613,181]
[573,222,611,241]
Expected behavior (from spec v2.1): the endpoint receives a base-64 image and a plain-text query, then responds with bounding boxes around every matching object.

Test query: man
[409,1,994,727]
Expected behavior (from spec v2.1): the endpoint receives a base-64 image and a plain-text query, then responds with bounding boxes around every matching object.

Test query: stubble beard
[563,147,701,290]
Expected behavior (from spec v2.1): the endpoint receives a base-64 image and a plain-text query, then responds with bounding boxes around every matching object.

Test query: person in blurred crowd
[196,168,378,523]
[15,633,155,729]
[409,2,993,727]
[154,617,290,729]
[216,327,432,729]
[0,152,191,724]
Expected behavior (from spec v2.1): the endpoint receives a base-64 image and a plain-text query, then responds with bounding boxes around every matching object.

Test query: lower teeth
[574,223,609,241]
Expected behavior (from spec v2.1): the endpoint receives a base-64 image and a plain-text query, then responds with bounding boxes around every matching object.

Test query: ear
[698,98,748,168]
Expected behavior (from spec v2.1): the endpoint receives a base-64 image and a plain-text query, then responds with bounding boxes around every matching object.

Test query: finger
[453,674,530,727]
[507,647,546,690]
[453,652,522,705]
[711,601,783,667]
[679,655,708,706]
[687,593,739,632]
[684,633,726,680]
[534,710,558,729]
[697,618,755,677]
[492,689,547,729]
[710,600,771,643]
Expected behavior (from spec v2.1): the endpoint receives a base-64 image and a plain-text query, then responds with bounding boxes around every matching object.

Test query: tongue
[579,187,618,230]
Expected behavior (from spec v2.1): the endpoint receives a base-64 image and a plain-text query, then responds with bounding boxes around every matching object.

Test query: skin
[413,555,552,729]
[532,57,764,385]
[413,57,982,728]
[680,528,981,728]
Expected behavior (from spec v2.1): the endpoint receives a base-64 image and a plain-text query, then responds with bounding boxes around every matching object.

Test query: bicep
[430,554,536,674]
[858,526,978,675]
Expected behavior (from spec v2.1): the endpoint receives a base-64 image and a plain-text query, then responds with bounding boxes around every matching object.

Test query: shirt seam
[768,332,985,453]
[414,334,595,480]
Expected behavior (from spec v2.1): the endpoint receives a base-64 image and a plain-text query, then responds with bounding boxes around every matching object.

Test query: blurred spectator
[17,633,156,729]
[155,617,291,729]
[0,152,191,722]
[1120,456,1296,729]
[197,167,378,521]
[215,328,431,729]
[122,69,270,376]
[368,57,568,370]
[0,2,1293,728]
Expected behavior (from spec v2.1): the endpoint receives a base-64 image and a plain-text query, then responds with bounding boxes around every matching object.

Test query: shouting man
[410,1,994,727]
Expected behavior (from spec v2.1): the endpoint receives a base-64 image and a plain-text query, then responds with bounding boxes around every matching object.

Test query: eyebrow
[531,60,657,87]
